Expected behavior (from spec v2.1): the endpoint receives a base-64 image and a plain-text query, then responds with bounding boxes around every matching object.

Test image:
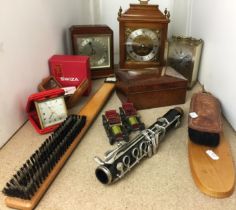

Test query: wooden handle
[5,82,115,210]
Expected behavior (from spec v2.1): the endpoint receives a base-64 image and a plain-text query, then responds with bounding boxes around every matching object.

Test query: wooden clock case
[70,25,114,79]
[117,2,170,69]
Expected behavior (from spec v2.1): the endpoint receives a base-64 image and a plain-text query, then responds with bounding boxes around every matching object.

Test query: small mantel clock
[70,25,114,79]
[117,0,170,69]
[167,36,203,88]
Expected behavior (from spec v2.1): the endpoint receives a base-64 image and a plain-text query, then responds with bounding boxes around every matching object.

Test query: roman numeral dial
[125,28,160,62]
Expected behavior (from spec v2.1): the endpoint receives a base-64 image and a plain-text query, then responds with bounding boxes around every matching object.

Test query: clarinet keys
[147,144,153,158]
[95,107,184,184]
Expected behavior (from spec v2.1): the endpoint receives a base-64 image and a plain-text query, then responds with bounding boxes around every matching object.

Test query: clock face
[168,36,203,88]
[168,43,194,83]
[125,28,160,62]
[75,35,111,69]
[168,44,193,62]
[35,96,67,129]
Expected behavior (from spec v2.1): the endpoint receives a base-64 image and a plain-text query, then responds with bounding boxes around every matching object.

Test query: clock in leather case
[26,88,68,134]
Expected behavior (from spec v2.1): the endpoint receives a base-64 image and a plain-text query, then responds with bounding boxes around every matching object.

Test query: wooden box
[38,76,89,109]
[115,67,187,110]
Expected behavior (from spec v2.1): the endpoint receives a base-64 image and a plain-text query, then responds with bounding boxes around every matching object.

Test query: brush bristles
[2,114,86,200]
[188,128,220,147]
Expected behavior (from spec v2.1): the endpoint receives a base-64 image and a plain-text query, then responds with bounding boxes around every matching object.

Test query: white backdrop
[89,0,175,63]
[0,0,176,147]
[189,0,236,130]
[1,0,235,147]
[0,0,87,147]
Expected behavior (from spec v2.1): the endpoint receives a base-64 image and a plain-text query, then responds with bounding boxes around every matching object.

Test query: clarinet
[94,107,184,184]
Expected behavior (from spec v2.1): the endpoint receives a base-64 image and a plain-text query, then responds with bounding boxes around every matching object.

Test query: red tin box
[49,55,91,94]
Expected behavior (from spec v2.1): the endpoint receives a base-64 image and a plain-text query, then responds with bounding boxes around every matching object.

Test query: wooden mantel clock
[70,25,114,79]
[117,0,170,69]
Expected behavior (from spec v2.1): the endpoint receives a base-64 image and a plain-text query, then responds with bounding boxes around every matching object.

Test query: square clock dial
[35,96,67,129]
[167,36,203,88]
[70,25,114,79]
[75,35,111,69]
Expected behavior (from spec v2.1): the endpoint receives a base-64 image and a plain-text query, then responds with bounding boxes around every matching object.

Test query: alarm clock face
[75,35,111,69]
[125,28,160,62]
[35,96,67,129]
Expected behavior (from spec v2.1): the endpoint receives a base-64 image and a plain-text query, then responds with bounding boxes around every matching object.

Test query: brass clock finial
[139,0,150,5]
[164,8,170,19]
[118,6,122,17]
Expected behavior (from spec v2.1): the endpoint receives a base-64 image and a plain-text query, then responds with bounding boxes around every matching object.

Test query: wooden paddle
[188,133,235,198]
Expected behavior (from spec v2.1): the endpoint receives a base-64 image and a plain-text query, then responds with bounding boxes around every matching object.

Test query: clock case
[167,36,203,88]
[26,89,66,134]
[38,76,89,109]
[38,76,62,91]
[70,25,114,79]
[118,3,170,69]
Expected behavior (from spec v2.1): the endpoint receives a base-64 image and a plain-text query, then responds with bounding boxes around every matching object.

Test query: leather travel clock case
[115,66,187,110]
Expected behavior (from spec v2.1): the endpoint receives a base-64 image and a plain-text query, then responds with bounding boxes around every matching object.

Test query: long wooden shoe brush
[3,115,86,209]
[2,80,115,210]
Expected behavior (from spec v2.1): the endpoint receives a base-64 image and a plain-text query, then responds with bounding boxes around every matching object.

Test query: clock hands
[174,48,192,61]
[182,54,192,61]
[126,41,153,46]
[126,42,154,49]
[47,105,60,119]
[88,42,96,56]
[79,37,109,67]
[49,112,53,119]
[178,54,192,62]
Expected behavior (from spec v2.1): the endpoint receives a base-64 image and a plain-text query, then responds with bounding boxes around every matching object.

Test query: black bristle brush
[2,114,86,209]
[2,79,115,210]
[188,128,220,147]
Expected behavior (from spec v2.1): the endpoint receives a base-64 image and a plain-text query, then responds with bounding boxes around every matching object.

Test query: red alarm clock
[26,89,68,134]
